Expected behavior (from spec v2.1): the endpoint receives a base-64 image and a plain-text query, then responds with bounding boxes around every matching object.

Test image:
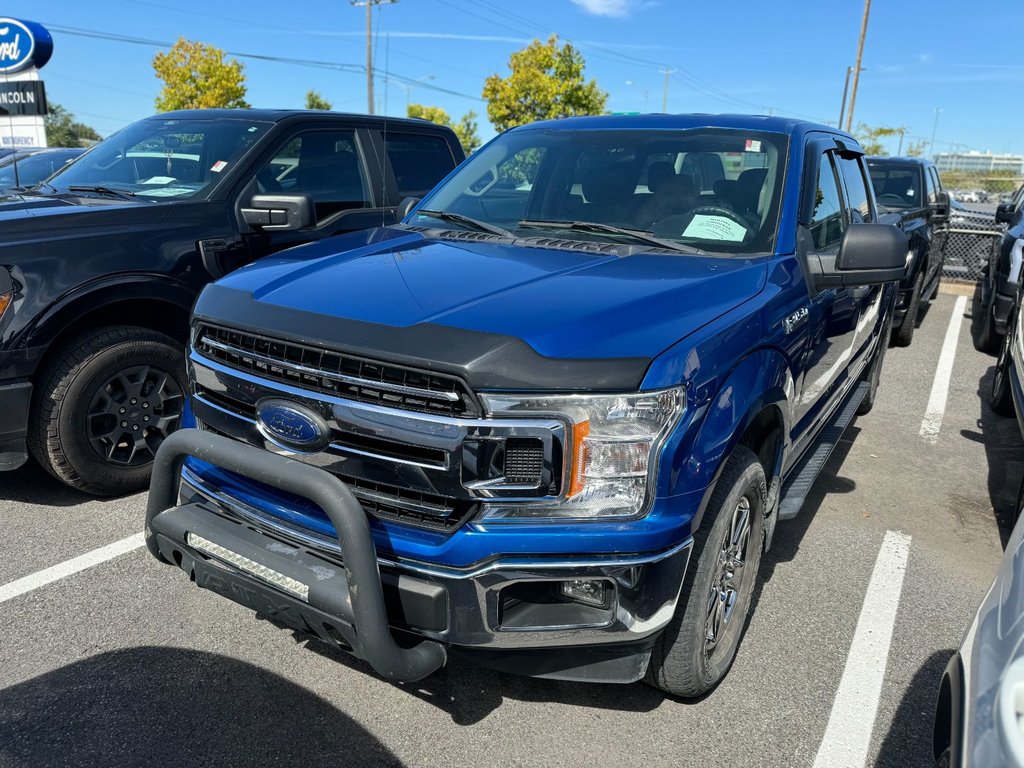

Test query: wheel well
[34,298,189,380]
[738,405,784,481]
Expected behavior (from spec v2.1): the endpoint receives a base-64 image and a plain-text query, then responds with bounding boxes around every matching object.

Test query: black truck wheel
[29,326,186,496]
[646,445,765,698]
[893,272,923,347]
[975,289,1001,355]
[991,321,1016,417]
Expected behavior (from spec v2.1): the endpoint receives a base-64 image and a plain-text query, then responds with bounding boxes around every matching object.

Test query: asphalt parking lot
[0,288,1017,768]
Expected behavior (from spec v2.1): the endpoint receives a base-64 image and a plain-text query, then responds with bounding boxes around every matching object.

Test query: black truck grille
[194,324,479,418]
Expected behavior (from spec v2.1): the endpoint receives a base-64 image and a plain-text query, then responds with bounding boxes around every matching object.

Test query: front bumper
[148,429,693,684]
[0,380,31,471]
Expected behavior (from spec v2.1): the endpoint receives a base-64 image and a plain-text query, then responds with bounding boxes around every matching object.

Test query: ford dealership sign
[0,18,52,74]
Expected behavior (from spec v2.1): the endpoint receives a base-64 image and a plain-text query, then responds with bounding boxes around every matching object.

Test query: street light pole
[659,68,675,113]
[930,108,942,157]
[351,0,397,115]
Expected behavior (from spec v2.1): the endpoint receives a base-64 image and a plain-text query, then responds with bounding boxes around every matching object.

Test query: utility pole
[659,68,675,113]
[897,128,905,155]
[839,66,852,127]
[351,0,397,115]
[929,108,942,157]
[845,0,871,133]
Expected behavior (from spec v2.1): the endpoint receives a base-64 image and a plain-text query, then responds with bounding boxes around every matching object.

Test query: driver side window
[809,152,845,253]
[256,130,372,223]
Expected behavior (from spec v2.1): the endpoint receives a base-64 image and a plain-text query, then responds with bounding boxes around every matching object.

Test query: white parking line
[0,533,145,605]
[920,295,968,443]
[812,530,912,768]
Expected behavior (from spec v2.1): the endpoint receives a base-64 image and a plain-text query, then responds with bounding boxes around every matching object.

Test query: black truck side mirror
[834,223,909,286]
[396,196,421,221]
[996,202,1015,225]
[930,190,950,224]
[241,194,314,231]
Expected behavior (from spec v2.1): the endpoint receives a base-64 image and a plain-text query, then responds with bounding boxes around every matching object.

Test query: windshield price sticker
[683,214,747,242]
[744,139,762,153]
[210,160,228,173]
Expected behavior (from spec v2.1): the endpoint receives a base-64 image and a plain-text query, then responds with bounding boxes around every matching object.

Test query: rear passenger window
[809,153,845,252]
[924,166,937,205]
[836,157,872,224]
[385,134,456,199]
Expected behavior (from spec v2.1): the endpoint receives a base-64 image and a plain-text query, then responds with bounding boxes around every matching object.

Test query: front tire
[893,272,923,347]
[646,445,765,698]
[29,326,186,496]
[992,316,1016,417]
[975,289,1001,354]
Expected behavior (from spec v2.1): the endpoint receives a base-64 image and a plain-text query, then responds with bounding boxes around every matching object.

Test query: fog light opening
[559,578,610,608]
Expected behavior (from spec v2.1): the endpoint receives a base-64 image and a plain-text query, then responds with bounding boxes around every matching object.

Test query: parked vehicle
[0,109,465,493]
[933,475,1024,767]
[991,275,1023,422]
[977,184,1024,353]
[145,114,908,698]
[0,147,86,191]
[867,156,950,345]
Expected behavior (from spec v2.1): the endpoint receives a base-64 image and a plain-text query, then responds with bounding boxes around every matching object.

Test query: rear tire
[646,445,765,698]
[29,326,186,496]
[893,272,923,347]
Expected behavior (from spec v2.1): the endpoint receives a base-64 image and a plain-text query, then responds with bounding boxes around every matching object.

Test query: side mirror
[930,190,950,224]
[241,194,314,231]
[996,202,1015,225]
[832,223,909,286]
[396,196,420,221]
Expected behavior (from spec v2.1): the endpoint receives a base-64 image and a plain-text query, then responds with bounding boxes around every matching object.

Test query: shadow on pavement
[0,647,405,768]
[301,633,665,726]
[0,457,102,508]
[874,650,951,768]
[961,365,1022,547]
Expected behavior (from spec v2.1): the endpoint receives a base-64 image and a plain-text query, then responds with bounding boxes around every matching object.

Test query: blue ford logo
[0,19,52,74]
[255,399,330,452]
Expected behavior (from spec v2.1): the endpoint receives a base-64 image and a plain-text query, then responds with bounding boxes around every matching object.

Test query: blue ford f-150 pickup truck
[145,114,908,698]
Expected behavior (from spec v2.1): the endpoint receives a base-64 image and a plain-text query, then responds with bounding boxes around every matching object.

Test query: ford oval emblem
[255,399,330,453]
[0,19,52,74]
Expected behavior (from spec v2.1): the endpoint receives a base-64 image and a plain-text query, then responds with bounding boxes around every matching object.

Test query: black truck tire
[646,445,765,699]
[858,300,896,416]
[975,290,1001,355]
[893,272,923,347]
[991,322,1016,417]
[29,326,186,496]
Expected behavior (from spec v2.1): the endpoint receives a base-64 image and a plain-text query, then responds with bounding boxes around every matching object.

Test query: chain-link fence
[942,207,1004,283]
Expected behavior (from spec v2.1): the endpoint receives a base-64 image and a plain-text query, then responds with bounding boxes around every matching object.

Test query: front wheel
[893,272,923,347]
[992,319,1016,417]
[29,326,186,496]
[975,289,1001,355]
[646,445,765,698]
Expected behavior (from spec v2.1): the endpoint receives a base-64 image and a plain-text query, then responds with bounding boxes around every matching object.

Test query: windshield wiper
[68,185,136,199]
[518,219,702,254]
[415,209,515,239]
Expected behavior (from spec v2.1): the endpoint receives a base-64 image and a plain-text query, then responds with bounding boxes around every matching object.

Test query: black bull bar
[145,429,447,683]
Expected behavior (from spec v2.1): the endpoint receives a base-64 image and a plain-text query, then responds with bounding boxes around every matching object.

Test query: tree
[905,139,928,158]
[407,103,482,155]
[852,123,906,156]
[44,103,102,147]
[482,35,607,132]
[305,90,332,110]
[153,38,249,111]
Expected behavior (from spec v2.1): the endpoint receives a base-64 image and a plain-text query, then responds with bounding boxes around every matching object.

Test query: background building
[934,150,1024,175]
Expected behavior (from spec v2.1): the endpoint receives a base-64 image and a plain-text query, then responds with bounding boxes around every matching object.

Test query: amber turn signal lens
[0,291,11,319]
[567,420,590,497]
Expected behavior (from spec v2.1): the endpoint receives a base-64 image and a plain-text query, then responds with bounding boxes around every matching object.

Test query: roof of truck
[514,113,853,139]
[147,108,445,130]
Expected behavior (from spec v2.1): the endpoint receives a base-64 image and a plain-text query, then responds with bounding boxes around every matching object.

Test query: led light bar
[186,532,310,602]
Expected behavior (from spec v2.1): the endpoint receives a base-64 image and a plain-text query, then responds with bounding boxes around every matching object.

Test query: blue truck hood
[198,228,767,390]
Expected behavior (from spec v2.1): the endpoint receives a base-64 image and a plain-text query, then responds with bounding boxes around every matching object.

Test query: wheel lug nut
[143,416,150,422]
[119,407,126,414]
[132,425,139,431]
[120,421,127,428]
[142,402,149,409]
[130,398,137,405]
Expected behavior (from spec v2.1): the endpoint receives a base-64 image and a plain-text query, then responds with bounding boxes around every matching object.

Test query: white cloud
[570,0,632,18]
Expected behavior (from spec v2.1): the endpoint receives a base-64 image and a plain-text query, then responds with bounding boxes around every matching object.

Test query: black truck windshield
[415,128,788,254]
[44,117,272,200]
[868,163,922,210]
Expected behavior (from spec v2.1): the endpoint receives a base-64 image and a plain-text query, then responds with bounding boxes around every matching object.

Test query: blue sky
[7,0,1022,155]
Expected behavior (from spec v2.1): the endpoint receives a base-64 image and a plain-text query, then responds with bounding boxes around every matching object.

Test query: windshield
[0,150,84,189]
[868,163,922,210]
[43,117,272,200]
[416,128,788,254]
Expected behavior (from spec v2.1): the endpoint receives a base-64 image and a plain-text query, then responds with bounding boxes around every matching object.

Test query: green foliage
[905,139,928,158]
[853,123,906,156]
[304,90,332,111]
[482,35,608,132]
[44,103,101,147]
[153,38,249,111]
[407,103,482,155]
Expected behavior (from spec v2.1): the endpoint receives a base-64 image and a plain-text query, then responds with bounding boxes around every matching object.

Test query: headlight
[478,387,685,520]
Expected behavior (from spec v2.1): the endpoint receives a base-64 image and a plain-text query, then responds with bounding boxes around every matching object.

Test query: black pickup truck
[867,156,950,345]
[0,109,464,494]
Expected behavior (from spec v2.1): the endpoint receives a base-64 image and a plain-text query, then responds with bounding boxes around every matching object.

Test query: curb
[938,281,977,297]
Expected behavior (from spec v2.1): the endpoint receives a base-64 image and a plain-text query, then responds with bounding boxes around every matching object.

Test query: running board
[778,381,869,521]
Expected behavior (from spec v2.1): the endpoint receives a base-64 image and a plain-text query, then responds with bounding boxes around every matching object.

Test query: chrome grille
[194,324,479,417]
